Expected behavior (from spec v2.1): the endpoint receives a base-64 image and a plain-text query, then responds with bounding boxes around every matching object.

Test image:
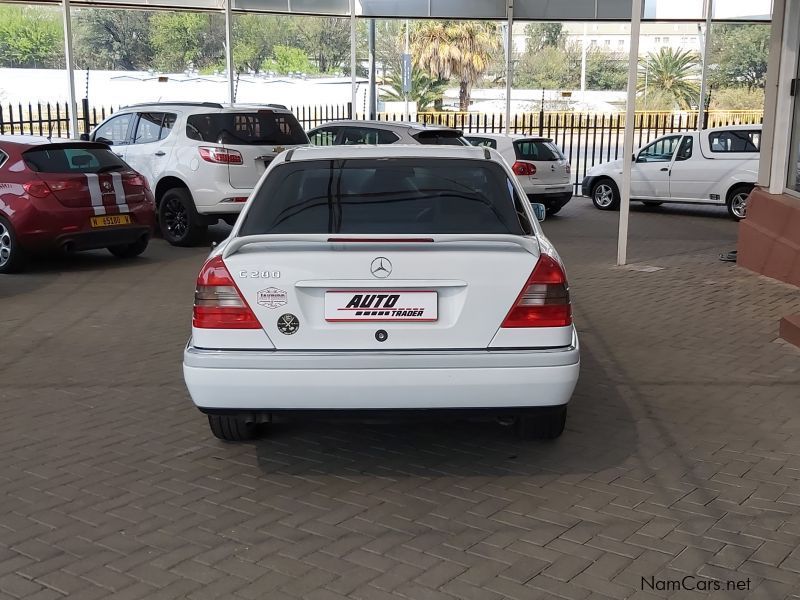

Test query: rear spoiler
[222,234,538,259]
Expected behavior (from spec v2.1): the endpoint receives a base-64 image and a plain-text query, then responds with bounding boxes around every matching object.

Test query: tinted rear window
[186,111,308,145]
[514,140,564,161]
[708,130,761,153]
[412,131,469,146]
[240,158,531,235]
[23,145,127,173]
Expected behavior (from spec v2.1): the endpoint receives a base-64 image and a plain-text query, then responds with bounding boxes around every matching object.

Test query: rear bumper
[183,331,580,411]
[525,192,573,210]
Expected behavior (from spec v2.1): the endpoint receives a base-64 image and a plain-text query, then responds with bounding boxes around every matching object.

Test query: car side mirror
[531,203,546,222]
[632,153,637,162]
[79,133,90,141]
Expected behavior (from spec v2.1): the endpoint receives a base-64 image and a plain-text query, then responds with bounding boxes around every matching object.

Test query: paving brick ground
[1,199,799,600]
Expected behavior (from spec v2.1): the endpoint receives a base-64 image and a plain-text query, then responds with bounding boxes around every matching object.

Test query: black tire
[107,236,149,259]
[0,215,27,274]
[158,188,206,246]
[642,201,663,207]
[515,406,567,440]
[591,178,620,211]
[208,414,260,442]
[726,184,753,221]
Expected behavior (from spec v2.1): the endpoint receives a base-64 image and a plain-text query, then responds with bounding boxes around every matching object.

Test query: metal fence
[0,101,763,194]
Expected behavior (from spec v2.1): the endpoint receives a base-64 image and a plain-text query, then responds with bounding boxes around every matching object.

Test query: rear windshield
[412,131,469,146]
[514,140,564,161]
[185,111,308,146]
[23,145,128,173]
[240,158,532,235]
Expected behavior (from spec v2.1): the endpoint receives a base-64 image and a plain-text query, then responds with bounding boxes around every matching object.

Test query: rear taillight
[565,164,571,174]
[501,254,572,328]
[193,256,260,329]
[512,161,537,176]
[199,146,243,165]
[23,180,82,198]
[123,173,148,189]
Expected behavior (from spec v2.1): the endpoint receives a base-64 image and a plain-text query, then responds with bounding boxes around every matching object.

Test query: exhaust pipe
[61,240,76,254]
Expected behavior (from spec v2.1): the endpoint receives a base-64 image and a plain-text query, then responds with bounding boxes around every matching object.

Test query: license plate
[91,214,131,228]
[325,291,438,322]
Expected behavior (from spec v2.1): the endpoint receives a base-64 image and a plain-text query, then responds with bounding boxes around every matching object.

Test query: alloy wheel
[162,197,188,240]
[730,192,748,219]
[594,184,614,208]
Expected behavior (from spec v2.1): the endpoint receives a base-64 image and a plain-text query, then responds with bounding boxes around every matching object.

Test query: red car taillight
[199,146,243,165]
[193,256,261,329]
[123,173,148,189]
[501,254,572,328]
[565,164,571,174]
[23,180,82,198]
[512,161,536,176]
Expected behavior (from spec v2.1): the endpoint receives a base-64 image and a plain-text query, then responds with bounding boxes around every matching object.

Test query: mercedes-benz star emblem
[277,313,299,335]
[370,257,392,279]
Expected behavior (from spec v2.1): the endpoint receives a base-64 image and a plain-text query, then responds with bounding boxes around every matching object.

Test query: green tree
[412,21,499,111]
[233,14,299,74]
[525,23,566,53]
[150,12,224,72]
[709,23,770,91]
[295,17,351,73]
[515,45,576,90]
[263,46,316,75]
[381,70,448,111]
[0,5,64,68]
[74,9,153,70]
[586,50,628,91]
[638,48,699,109]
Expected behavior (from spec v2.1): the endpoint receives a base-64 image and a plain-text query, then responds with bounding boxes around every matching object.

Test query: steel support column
[504,0,514,134]
[62,0,79,138]
[350,0,357,115]
[617,0,642,267]
[698,0,713,130]
[225,0,235,103]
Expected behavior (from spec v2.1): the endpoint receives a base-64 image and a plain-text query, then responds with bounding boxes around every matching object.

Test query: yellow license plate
[91,214,132,228]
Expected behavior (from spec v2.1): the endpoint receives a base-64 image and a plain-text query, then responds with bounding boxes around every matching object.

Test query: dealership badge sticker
[257,287,287,309]
[277,313,299,335]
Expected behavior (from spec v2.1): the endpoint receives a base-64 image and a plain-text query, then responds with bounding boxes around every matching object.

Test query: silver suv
[88,102,309,245]
[307,120,469,146]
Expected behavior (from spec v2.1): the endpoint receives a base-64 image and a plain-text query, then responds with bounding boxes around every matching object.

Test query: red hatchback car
[0,136,156,273]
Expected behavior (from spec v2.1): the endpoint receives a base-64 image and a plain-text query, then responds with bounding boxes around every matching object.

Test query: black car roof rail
[121,101,224,109]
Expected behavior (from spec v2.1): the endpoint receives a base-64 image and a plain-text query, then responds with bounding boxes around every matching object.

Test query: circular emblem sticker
[277,313,299,335]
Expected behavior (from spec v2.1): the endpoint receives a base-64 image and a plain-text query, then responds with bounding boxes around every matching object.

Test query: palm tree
[411,21,499,111]
[638,48,700,110]
[381,70,449,112]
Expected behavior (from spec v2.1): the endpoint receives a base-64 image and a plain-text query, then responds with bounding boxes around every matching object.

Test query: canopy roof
[19,0,772,20]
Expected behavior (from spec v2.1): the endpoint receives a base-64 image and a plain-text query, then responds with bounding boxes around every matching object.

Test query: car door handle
[660,167,669,171]
[154,151,166,157]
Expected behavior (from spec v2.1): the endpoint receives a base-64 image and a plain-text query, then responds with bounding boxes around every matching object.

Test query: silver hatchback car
[307,120,469,147]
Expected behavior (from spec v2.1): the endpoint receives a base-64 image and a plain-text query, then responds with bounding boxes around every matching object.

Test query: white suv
[88,102,309,245]
[183,144,580,442]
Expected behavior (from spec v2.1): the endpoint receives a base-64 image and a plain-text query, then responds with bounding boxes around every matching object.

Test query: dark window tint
[240,158,532,236]
[675,135,693,161]
[309,127,338,146]
[23,144,128,173]
[467,137,498,149]
[514,140,564,161]
[340,127,399,145]
[412,130,468,146]
[186,111,308,145]
[160,113,176,140]
[0,149,7,169]
[134,112,164,144]
[709,130,761,153]
[94,113,134,146]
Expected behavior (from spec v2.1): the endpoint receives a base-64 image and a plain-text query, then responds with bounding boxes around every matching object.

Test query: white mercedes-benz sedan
[183,145,580,442]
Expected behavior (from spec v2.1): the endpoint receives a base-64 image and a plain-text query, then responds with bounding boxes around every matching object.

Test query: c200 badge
[257,287,287,309]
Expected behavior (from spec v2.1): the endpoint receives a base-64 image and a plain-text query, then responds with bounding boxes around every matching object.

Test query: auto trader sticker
[257,287,287,309]
[325,291,438,322]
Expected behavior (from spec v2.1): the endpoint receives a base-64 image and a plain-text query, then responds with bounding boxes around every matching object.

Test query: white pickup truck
[581,125,761,220]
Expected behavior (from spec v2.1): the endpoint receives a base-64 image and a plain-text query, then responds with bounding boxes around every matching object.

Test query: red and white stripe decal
[85,173,106,216]
[110,172,129,213]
